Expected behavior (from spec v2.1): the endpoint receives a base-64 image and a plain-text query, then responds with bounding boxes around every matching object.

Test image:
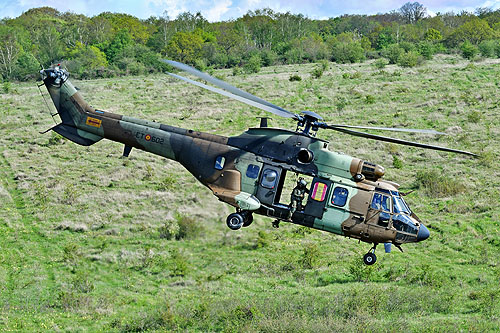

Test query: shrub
[381,44,404,64]
[414,170,465,197]
[348,257,376,282]
[175,214,203,240]
[2,81,11,93]
[289,74,302,81]
[373,58,388,69]
[460,41,479,60]
[392,155,403,169]
[331,41,365,64]
[232,66,242,76]
[170,248,188,276]
[417,41,435,60]
[299,243,319,269]
[243,54,262,74]
[311,65,324,79]
[260,49,278,66]
[365,95,375,104]
[397,51,421,67]
[478,40,498,58]
[159,220,179,240]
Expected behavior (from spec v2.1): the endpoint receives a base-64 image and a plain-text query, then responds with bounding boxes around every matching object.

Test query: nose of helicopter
[416,224,430,242]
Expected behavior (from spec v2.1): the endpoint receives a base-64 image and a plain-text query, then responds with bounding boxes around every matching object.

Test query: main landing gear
[226,211,253,230]
[363,243,378,265]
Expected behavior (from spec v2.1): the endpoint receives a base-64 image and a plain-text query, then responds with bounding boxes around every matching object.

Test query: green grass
[0,54,499,331]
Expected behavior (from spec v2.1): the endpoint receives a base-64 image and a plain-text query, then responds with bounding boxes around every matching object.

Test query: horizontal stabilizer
[52,124,102,146]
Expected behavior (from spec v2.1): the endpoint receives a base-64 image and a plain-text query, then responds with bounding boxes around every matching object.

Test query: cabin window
[246,164,260,179]
[331,186,349,207]
[261,169,278,189]
[311,182,328,201]
[371,193,391,212]
[214,156,225,170]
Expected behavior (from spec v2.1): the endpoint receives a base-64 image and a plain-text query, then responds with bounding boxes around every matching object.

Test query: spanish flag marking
[86,116,102,128]
[311,182,327,201]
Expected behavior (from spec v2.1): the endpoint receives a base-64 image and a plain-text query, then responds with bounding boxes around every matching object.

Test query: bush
[175,214,203,240]
[478,40,498,58]
[417,41,435,60]
[243,54,262,73]
[260,49,278,66]
[397,51,421,67]
[289,74,302,81]
[460,41,479,60]
[299,243,319,269]
[373,58,388,69]
[414,170,465,197]
[311,65,324,79]
[331,41,365,64]
[381,44,404,64]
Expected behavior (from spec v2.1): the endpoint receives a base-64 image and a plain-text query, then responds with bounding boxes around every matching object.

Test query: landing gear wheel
[363,252,377,265]
[242,213,253,227]
[226,213,244,230]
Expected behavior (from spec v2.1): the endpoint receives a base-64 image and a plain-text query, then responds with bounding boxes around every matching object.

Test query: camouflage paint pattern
[42,67,425,246]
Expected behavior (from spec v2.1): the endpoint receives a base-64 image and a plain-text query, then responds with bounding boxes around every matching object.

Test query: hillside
[0,56,499,331]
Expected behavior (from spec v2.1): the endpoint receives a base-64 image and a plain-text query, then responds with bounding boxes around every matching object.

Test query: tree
[0,26,21,79]
[105,29,132,62]
[424,28,442,41]
[399,2,427,24]
[166,31,204,64]
[448,17,494,46]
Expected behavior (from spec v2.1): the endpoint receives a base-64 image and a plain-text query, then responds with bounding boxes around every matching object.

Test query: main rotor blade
[327,124,446,135]
[167,73,298,119]
[163,59,297,119]
[322,125,477,157]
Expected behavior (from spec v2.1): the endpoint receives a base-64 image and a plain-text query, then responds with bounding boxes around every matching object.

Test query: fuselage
[41,67,429,246]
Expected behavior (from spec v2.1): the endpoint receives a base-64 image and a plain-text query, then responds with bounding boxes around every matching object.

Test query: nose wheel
[363,244,378,265]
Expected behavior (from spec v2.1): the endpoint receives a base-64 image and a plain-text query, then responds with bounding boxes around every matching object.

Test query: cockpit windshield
[374,189,412,215]
[393,196,410,214]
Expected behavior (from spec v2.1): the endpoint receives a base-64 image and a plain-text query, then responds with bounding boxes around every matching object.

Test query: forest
[1,2,500,81]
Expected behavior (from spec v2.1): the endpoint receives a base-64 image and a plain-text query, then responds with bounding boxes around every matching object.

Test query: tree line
[1,2,500,81]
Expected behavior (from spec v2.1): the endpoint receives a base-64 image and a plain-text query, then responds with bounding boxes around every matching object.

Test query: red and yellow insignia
[86,116,102,128]
[311,182,327,201]
[145,134,151,141]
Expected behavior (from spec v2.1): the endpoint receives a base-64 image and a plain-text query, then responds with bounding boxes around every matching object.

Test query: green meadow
[1,55,499,331]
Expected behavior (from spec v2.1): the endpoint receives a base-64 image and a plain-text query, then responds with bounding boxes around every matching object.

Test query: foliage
[460,41,479,60]
[448,17,495,46]
[2,5,500,81]
[381,44,404,64]
[243,54,262,73]
[414,170,465,197]
[424,28,442,41]
[167,31,205,64]
[373,58,389,69]
[397,50,421,67]
[478,40,499,58]
[331,41,365,64]
[1,57,500,331]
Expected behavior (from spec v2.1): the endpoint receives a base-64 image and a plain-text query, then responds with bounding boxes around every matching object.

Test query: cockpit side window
[371,193,391,212]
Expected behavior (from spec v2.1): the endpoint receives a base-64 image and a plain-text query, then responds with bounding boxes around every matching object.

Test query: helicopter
[39,61,476,265]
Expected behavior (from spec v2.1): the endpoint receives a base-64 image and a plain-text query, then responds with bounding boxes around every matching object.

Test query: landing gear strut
[363,243,378,265]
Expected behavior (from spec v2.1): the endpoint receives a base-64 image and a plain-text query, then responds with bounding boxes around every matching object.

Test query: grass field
[1,55,499,331]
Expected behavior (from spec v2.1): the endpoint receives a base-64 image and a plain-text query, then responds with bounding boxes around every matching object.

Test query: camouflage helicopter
[39,61,476,265]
